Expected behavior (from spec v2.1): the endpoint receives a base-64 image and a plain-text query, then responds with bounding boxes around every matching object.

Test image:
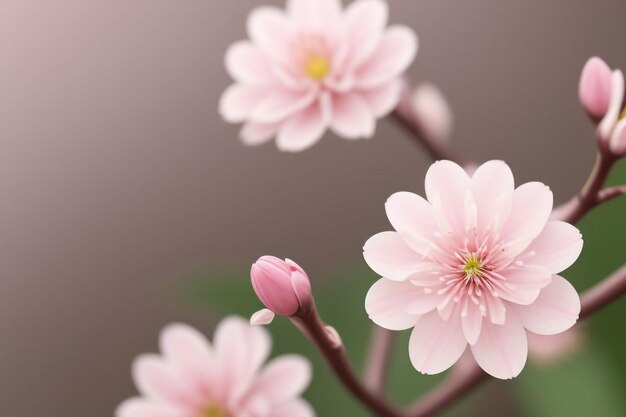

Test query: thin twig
[580,265,626,318]
[291,303,406,417]
[597,185,626,205]
[364,327,396,392]
[552,149,618,224]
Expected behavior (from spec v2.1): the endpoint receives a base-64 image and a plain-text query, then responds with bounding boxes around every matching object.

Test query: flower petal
[365,278,426,330]
[272,399,315,417]
[159,324,214,396]
[225,41,275,85]
[515,275,580,335]
[253,355,312,402]
[424,160,471,237]
[355,25,418,89]
[287,0,341,29]
[470,160,514,232]
[276,96,330,152]
[132,355,197,407]
[330,92,375,139]
[385,191,437,255]
[500,182,553,257]
[213,316,271,402]
[341,0,389,70]
[470,311,528,379]
[251,87,317,124]
[219,84,268,123]
[240,122,280,146]
[247,6,293,62]
[359,78,403,118]
[462,304,483,345]
[363,231,425,281]
[408,311,467,375]
[497,265,552,305]
[116,398,185,417]
[522,221,583,274]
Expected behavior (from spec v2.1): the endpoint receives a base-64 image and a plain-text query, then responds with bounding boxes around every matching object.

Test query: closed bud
[411,83,453,142]
[579,57,613,120]
[251,256,312,316]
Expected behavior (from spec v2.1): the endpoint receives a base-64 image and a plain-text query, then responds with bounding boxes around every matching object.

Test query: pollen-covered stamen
[290,32,333,81]
[202,403,229,417]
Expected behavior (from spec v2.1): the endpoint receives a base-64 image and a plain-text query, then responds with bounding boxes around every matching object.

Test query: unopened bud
[579,57,612,119]
[411,83,453,142]
[250,256,312,316]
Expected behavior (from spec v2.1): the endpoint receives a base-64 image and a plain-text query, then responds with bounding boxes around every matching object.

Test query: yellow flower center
[303,55,331,81]
[202,403,228,417]
[464,257,483,277]
[620,107,626,121]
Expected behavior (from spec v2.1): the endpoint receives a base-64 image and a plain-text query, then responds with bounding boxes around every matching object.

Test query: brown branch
[553,149,618,224]
[290,303,406,417]
[580,265,626,318]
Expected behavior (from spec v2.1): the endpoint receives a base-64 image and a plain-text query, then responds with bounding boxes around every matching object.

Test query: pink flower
[116,317,314,417]
[219,0,418,152]
[251,256,312,317]
[411,83,453,142]
[527,327,584,365]
[363,160,583,379]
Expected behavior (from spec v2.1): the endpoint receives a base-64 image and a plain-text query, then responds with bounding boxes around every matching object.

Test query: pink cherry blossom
[363,160,583,379]
[116,317,314,417]
[219,0,418,152]
[527,327,584,365]
[411,83,453,142]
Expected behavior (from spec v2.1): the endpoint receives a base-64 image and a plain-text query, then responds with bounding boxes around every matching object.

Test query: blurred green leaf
[512,343,624,417]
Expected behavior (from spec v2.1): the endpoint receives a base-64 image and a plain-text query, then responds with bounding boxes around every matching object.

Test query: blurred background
[1,0,626,416]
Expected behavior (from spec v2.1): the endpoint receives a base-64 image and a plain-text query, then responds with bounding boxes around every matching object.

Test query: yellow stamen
[620,107,626,121]
[304,55,330,81]
[203,403,228,417]
[464,257,482,277]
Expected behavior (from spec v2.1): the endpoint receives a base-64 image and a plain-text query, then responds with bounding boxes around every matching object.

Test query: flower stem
[552,149,618,224]
[291,303,406,417]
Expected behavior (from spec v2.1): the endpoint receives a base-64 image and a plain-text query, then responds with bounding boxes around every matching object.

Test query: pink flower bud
[610,119,626,155]
[579,57,613,119]
[411,83,453,142]
[599,69,625,143]
[251,256,311,316]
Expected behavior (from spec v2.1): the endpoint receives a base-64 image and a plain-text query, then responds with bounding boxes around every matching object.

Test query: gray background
[1,0,625,415]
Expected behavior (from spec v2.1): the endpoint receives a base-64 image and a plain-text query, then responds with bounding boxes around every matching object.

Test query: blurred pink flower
[364,160,583,379]
[219,0,418,152]
[411,83,453,142]
[116,317,314,417]
[251,256,311,317]
[527,327,584,365]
